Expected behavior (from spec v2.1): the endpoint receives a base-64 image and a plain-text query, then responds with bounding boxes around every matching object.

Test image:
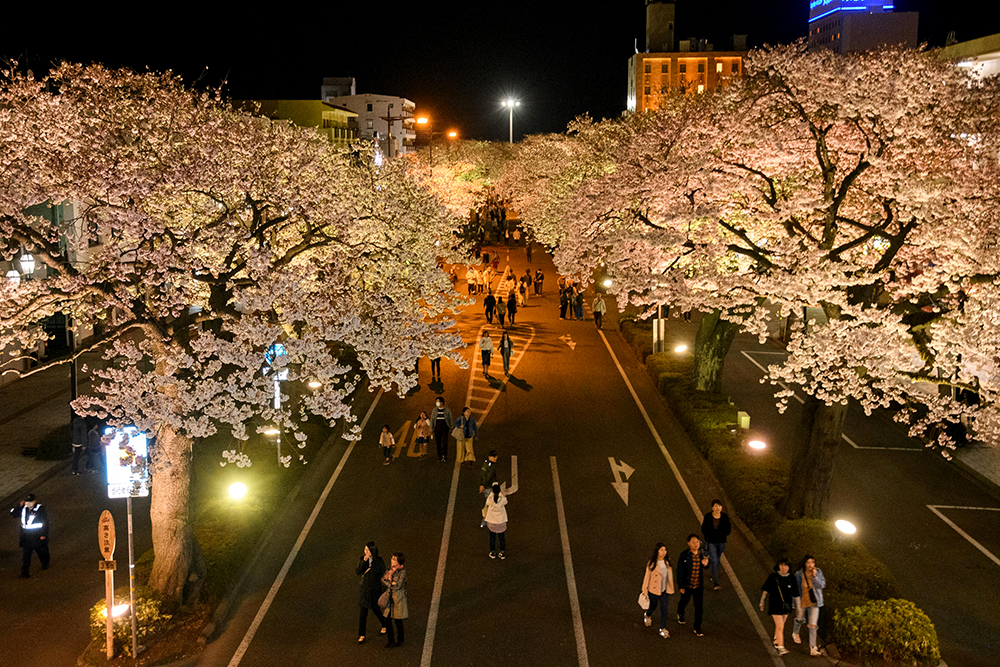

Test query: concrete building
[324,94,417,158]
[939,31,1000,79]
[627,1,746,113]
[321,77,356,101]
[807,0,918,54]
[246,100,359,148]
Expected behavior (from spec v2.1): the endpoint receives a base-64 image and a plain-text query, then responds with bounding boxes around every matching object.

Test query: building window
[661,85,669,94]
[697,84,705,93]
[661,64,669,73]
[732,62,739,74]
[644,64,651,73]
[679,64,686,73]
[366,103,373,112]
[366,120,373,129]
[644,86,651,95]
[716,62,723,73]
[698,63,705,73]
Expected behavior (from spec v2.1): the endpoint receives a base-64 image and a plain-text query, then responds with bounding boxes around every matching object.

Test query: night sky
[1,1,994,141]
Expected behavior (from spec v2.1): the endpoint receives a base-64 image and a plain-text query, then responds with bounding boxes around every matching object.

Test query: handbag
[378,590,390,611]
[451,426,464,440]
[638,592,650,610]
[808,588,817,604]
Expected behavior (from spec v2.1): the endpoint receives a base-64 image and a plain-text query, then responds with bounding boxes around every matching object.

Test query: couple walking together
[429,397,480,466]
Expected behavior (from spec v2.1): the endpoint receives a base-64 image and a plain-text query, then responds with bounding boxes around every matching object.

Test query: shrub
[710,447,787,531]
[89,585,173,657]
[832,599,940,666]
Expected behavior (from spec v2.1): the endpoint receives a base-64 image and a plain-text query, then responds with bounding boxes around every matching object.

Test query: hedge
[620,323,939,665]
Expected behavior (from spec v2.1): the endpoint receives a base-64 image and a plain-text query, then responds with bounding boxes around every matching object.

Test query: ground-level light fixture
[307,380,322,389]
[229,482,248,500]
[674,344,688,353]
[6,269,20,286]
[102,603,131,618]
[835,519,857,535]
[748,440,767,450]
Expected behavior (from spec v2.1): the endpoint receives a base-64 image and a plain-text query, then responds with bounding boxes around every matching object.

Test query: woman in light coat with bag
[484,483,508,559]
[640,542,675,638]
[380,552,408,649]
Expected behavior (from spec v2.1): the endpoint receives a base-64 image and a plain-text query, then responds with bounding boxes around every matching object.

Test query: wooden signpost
[99,510,116,659]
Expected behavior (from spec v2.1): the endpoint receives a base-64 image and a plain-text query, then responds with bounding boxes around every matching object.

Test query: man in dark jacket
[484,291,496,325]
[701,499,732,590]
[676,534,710,636]
[479,450,499,495]
[11,493,49,578]
[70,415,88,475]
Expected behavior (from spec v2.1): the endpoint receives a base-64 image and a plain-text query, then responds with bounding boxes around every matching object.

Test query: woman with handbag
[484,483,508,559]
[759,558,800,655]
[640,542,675,638]
[381,552,408,648]
[357,541,388,643]
[792,555,826,656]
[453,407,479,467]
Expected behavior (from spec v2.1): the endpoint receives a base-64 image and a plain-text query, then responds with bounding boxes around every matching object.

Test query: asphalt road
[198,249,805,667]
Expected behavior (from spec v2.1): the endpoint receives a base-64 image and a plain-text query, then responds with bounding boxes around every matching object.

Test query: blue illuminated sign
[808,0,888,22]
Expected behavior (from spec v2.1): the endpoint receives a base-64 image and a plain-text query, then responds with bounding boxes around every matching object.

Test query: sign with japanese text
[98,510,116,559]
[105,426,151,498]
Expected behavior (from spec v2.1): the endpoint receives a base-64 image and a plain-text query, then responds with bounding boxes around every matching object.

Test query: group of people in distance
[639,500,825,657]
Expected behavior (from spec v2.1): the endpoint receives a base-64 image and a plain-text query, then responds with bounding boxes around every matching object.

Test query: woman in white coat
[484,483,508,559]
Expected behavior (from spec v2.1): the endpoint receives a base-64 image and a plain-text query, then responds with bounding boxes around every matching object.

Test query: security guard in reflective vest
[10,493,50,578]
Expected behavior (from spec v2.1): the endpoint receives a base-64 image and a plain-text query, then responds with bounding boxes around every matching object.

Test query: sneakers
[792,632,801,644]
[643,615,652,627]
[810,648,822,657]
[776,646,789,655]
[498,551,506,559]
[713,584,721,591]
[489,551,497,559]
[659,629,670,639]
[693,630,704,637]
[676,615,686,625]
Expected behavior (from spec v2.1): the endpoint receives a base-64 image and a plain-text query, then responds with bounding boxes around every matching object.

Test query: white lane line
[422,326,533,666]
[927,505,1000,568]
[551,456,590,667]
[740,351,921,452]
[228,389,384,667]
[601,332,784,667]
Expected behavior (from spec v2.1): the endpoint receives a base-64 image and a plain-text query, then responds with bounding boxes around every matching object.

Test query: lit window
[366,120,373,129]
[716,62,723,73]
[697,84,704,93]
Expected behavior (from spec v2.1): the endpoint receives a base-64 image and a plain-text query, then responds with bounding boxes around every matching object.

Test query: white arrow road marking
[501,455,519,495]
[609,457,634,505]
[559,334,577,350]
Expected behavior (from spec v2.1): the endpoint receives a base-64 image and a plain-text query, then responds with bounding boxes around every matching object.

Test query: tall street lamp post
[501,98,520,144]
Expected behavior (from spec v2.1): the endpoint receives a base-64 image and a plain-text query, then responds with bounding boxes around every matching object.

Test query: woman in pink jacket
[641,542,675,638]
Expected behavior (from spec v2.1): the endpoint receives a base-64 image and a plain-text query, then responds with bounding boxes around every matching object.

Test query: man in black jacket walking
[701,499,732,591]
[676,534,710,636]
[11,493,49,578]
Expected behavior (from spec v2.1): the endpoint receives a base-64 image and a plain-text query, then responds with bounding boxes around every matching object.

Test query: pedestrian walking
[484,291,496,324]
[575,288,584,320]
[499,331,514,375]
[430,356,441,379]
[86,420,104,473]
[641,543,675,638]
[11,493,49,578]
[414,412,432,460]
[381,552,408,648]
[479,450,499,495]
[526,242,532,263]
[792,555,826,656]
[517,281,526,307]
[453,407,480,466]
[559,289,568,319]
[592,294,607,330]
[482,250,490,266]
[430,397,454,463]
[379,425,395,465]
[466,267,476,295]
[534,269,544,295]
[506,293,517,325]
[70,414,87,475]
[496,297,506,327]
[483,265,494,292]
[676,534,710,636]
[357,541,389,643]
[701,500,732,590]
[479,331,494,376]
[760,558,799,655]
[484,483,508,559]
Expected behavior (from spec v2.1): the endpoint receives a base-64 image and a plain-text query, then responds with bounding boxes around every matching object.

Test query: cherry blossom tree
[0,63,464,602]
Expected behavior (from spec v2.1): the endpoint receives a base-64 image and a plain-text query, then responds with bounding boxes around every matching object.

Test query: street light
[5,269,20,286]
[500,98,521,144]
[307,380,322,389]
[835,519,857,535]
[229,482,248,500]
[414,117,459,172]
[18,252,35,276]
[674,344,688,353]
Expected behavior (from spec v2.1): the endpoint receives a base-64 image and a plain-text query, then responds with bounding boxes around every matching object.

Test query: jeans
[485,309,494,324]
[502,353,511,374]
[677,585,704,632]
[707,542,726,585]
[489,530,506,553]
[594,312,603,329]
[793,605,820,648]
[645,592,671,630]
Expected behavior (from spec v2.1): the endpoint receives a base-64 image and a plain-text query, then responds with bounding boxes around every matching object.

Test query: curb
[1,457,73,510]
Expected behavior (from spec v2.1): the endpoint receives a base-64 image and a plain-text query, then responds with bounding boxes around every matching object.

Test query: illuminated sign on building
[809,0,893,22]
[105,427,151,499]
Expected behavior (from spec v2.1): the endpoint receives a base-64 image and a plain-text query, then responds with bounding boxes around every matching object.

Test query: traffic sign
[98,510,116,559]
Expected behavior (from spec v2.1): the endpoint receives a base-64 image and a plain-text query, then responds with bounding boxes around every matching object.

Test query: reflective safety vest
[21,505,45,530]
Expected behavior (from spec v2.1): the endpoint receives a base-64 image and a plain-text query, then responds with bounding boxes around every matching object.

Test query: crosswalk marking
[465,326,536,426]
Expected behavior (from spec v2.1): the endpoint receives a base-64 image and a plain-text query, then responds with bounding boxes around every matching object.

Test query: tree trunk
[783,398,849,519]
[148,424,204,604]
[693,310,740,393]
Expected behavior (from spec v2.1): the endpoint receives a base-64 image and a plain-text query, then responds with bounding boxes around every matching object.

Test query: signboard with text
[98,510,116,559]
[105,427,151,498]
